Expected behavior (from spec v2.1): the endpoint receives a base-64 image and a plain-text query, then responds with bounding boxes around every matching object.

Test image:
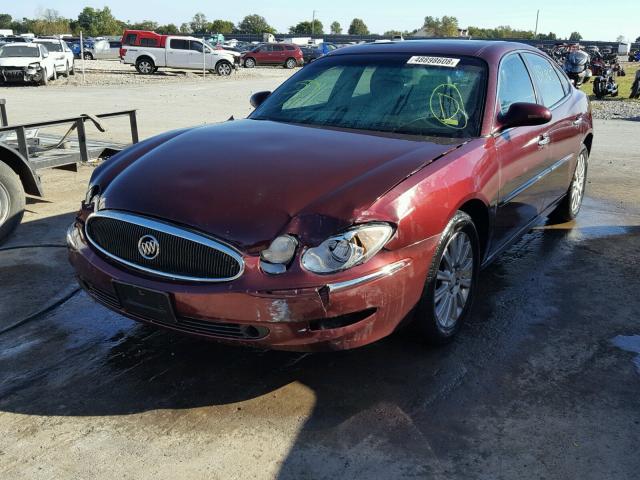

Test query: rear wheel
[244,57,256,68]
[549,146,588,222]
[415,211,479,344]
[285,57,297,69]
[136,58,155,75]
[0,162,25,244]
[215,60,233,76]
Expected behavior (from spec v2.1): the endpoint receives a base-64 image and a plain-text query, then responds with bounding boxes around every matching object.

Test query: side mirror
[250,90,271,108]
[496,102,552,131]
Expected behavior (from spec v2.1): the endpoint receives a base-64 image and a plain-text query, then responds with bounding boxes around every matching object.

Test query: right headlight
[301,223,394,274]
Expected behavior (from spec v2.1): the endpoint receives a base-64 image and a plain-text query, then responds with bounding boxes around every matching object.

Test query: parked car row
[0,39,74,86]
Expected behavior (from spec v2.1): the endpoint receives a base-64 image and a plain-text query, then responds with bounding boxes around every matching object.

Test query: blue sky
[6,0,639,41]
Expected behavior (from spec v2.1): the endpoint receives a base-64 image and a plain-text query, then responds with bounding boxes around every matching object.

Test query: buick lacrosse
[68,40,593,351]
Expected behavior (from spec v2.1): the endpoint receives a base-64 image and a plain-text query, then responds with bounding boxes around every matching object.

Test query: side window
[190,41,203,52]
[125,34,137,45]
[497,54,537,114]
[523,53,566,108]
[140,38,157,47]
[272,45,284,51]
[284,45,295,51]
[553,64,572,95]
[169,39,189,50]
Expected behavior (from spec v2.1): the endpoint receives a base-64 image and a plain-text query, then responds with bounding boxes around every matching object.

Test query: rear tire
[549,146,588,222]
[0,162,25,244]
[39,68,48,86]
[415,211,479,344]
[136,58,155,75]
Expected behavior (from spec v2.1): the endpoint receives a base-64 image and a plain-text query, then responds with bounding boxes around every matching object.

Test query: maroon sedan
[68,41,592,351]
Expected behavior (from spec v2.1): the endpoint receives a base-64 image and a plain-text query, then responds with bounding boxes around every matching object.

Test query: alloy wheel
[139,61,152,74]
[218,63,232,76]
[571,153,586,214]
[434,231,474,330]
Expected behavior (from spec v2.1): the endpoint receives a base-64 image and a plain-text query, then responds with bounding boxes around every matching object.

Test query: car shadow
[1,210,639,477]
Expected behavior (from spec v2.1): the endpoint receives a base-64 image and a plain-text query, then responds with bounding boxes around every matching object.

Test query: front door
[491,53,551,251]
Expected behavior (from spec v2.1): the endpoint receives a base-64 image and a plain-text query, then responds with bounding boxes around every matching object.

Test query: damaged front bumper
[68,220,437,351]
[0,66,43,83]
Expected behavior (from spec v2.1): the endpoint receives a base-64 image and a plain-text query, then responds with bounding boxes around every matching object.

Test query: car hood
[101,120,463,250]
[0,57,40,67]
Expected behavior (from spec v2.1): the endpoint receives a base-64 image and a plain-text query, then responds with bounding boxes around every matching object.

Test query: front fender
[0,143,42,196]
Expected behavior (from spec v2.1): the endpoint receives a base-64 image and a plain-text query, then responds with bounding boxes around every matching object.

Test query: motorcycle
[564,50,592,86]
[593,66,619,99]
[630,70,640,99]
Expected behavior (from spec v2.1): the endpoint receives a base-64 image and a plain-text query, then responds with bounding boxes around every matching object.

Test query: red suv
[242,43,303,69]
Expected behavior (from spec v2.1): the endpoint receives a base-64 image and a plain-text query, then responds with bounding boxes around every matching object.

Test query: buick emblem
[138,235,160,260]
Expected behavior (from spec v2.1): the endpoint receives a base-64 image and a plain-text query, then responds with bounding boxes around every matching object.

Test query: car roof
[329,39,539,61]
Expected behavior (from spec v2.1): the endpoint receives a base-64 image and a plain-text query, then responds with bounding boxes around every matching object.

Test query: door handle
[538,134,550,146]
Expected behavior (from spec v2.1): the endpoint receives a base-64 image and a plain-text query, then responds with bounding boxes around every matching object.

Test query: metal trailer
[0,99,139,242]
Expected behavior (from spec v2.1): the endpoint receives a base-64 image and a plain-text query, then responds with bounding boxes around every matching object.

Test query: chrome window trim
[85,210,245,283]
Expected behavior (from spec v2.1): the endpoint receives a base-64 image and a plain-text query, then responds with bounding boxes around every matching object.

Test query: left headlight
[27,62,41,70]
[301,223,394,274]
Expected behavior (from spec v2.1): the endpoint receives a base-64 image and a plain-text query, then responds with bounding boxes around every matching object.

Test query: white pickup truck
[122,36,240,76]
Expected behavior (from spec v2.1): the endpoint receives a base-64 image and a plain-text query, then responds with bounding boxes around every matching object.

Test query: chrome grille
[85,210,244,282]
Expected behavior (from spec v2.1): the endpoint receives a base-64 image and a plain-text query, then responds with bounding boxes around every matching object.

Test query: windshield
[251,53,487,138]
[0,45,40,58]
[37,42,62,52]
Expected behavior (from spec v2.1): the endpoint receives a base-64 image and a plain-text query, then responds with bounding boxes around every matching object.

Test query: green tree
[0,13,12,29]
[76,7,122,36]
[420,16,459,37]
[569,31,582,41]
[209,19,235,34]
[190,12,208,33]
[289,20,323,35]
[330,21,341,34]
[348,18,369,35]
[129,20,159,31]
[179,23,192,34]
[537,31,557,40]
[237,14,275,34]
[158,23,179,34]
[468,25,534,39]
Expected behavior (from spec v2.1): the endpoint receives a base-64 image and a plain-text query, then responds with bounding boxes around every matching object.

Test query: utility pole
[312,10,317,36]
[534,10,540,39]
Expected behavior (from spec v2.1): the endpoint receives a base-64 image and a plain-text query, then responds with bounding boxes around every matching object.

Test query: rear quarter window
[285,45,295,51]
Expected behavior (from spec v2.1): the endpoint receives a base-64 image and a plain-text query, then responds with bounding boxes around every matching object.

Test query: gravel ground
[42,59,297,87]
[590,98,640,121]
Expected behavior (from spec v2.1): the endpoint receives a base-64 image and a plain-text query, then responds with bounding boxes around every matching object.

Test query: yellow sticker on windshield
[407,56,460,68]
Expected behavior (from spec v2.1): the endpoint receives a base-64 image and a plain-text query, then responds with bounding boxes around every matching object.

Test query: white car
[0,43,57,85]
[123,36,239,76]
[33,38,75,76]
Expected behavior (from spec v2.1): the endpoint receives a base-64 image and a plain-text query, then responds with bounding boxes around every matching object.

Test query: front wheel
[83,52,93,60]
[215,61,233,76]
[0,162,25,244]
[549,146,588,222]
[415,211,479,344]
[244,57,256,68]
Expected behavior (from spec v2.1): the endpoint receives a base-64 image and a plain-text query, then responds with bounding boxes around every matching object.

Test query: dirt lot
[0,74,639,479]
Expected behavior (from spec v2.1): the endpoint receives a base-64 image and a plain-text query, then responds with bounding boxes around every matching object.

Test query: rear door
[492,53,551,250]
[522,52,583,209]
[167,38,191,68]
[271,44,285,65]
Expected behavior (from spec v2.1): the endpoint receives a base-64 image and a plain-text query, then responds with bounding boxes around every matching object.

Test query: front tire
[0,162,25,244]
[243,57,256,68]
[83,52,93,60]
[415,211,479,344]
[215,60,233,76]
[549,146,588,222]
